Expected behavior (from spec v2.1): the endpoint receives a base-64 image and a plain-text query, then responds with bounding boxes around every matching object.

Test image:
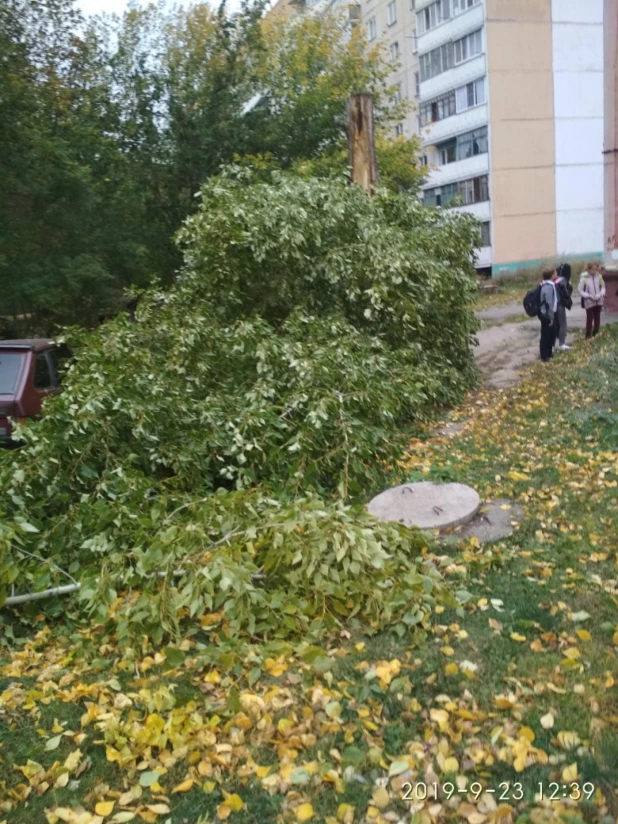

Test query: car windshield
[0,352,25,395]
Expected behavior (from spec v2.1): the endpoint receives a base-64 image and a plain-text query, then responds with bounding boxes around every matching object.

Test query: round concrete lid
[367,482,481,531]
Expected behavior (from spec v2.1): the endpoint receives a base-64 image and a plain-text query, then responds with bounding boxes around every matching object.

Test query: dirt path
[474,301,618,388]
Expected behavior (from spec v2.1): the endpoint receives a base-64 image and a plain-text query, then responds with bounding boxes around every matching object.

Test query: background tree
[0,0,425,333]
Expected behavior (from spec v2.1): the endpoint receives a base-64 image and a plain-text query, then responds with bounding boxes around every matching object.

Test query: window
[412,26,418,53]
[0,352,25,394]
[415,71,420,97]
[455,77,485,111]
[453,0,480,13]
[368,16,377,40]
[420,81,485,125]
[48,344,72,384]
[456,126,488,159]
[454,29,482,65]
[439,139,457,165]
[393,82,402,102]
[423,182,458,207]
[390,41,400,61]
[419,41,453,81]
[480,221,491,247]
[423,174,489,208]
[387,0,397,25]
[34,353,53,390]
[419,90,456,126]
[395,123,404,136]
[417,0,451,35]
[420,154,428,166]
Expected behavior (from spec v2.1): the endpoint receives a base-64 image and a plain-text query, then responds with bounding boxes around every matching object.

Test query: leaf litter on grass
[2,333,618,824]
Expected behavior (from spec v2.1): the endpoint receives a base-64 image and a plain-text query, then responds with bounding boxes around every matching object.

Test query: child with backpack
[553,265,574,350]
[578,262,606,338]
[537,267,557,362]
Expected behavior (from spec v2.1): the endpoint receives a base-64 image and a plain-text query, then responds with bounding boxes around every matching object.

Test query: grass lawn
[1,327,618,824]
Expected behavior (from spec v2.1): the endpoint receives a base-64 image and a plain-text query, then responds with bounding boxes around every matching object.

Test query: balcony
[420,103,488,145]
[475,245,492,268]
[424,152,489,188]
[451,200,491,222]
[416,3,484,53]
[420,54,485,100]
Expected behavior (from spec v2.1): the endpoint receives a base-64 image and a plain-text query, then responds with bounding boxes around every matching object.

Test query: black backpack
[523,283,542,317]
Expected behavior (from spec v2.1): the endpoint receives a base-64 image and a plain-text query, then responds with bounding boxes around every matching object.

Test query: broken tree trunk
[346,93,379,194]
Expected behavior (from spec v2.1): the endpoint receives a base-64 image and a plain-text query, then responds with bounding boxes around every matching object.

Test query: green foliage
[0,172,479,644]
[290,133,426,196]
[0,0,419,332]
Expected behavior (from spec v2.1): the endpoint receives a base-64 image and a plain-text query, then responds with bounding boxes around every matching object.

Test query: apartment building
[363,0,419,138]
[416,0,611,274]
[270,0,618,273]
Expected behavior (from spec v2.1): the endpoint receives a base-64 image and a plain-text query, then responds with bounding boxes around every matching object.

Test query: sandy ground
[474,302,618,389]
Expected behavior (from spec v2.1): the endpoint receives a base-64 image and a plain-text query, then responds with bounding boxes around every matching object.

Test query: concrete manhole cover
[367,482,481,531]
[452,499,524,543]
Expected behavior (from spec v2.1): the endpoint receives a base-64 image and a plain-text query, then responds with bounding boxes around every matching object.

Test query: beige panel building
[416,0,617,273]
[270,0,618,274]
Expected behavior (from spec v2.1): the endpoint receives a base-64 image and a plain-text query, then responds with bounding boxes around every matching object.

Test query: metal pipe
[5,583,81,606]
[4,570,267,607]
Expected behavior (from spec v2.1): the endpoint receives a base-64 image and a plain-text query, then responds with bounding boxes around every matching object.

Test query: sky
[76,0,243,18]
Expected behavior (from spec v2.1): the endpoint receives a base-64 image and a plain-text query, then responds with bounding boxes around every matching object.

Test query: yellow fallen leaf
[203,670,221,683]
[354,642,365,652]
[576,629,591,642]
[430,708,449,730]
[540,712,554,729]
[147,804,171,815]
[444,662,459,676]
[562,763,578,781]
[510,633,526,643]
[519,726,535,743]
[225,794,244,812]
[172,778,194,794]
[63,748,82,772]
[372,787,390,809]
[530,639,544,652]
[19,760,43,779]
[337,803,355,823]
[443,756,459,773]
[265,657,287,677]
[95,802,115,817]
[612,630,618,646]
[507,471,528,482]
[563,647,580,660]
[557,730,581,749]
[54,771,69,788]
[296,803,314,822]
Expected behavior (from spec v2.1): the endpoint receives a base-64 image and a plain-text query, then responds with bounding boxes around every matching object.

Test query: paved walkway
[474,302,618,389]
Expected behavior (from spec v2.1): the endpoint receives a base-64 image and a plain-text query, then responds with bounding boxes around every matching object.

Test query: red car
[0,339,68,446]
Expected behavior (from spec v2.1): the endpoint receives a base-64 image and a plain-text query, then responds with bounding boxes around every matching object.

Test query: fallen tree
[0,170,481,645]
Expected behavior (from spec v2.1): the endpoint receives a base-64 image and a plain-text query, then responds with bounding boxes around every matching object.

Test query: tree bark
[346,93,379,194]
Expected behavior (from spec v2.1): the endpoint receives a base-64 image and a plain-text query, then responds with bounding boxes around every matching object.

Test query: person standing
[539,267,557,362]
[553,266,573,350]
[578,262,606,338]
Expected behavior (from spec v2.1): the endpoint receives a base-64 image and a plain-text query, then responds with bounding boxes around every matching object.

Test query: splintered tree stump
[346,93,379,194]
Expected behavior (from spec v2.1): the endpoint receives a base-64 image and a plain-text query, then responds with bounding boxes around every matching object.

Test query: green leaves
[0,173,477,645]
